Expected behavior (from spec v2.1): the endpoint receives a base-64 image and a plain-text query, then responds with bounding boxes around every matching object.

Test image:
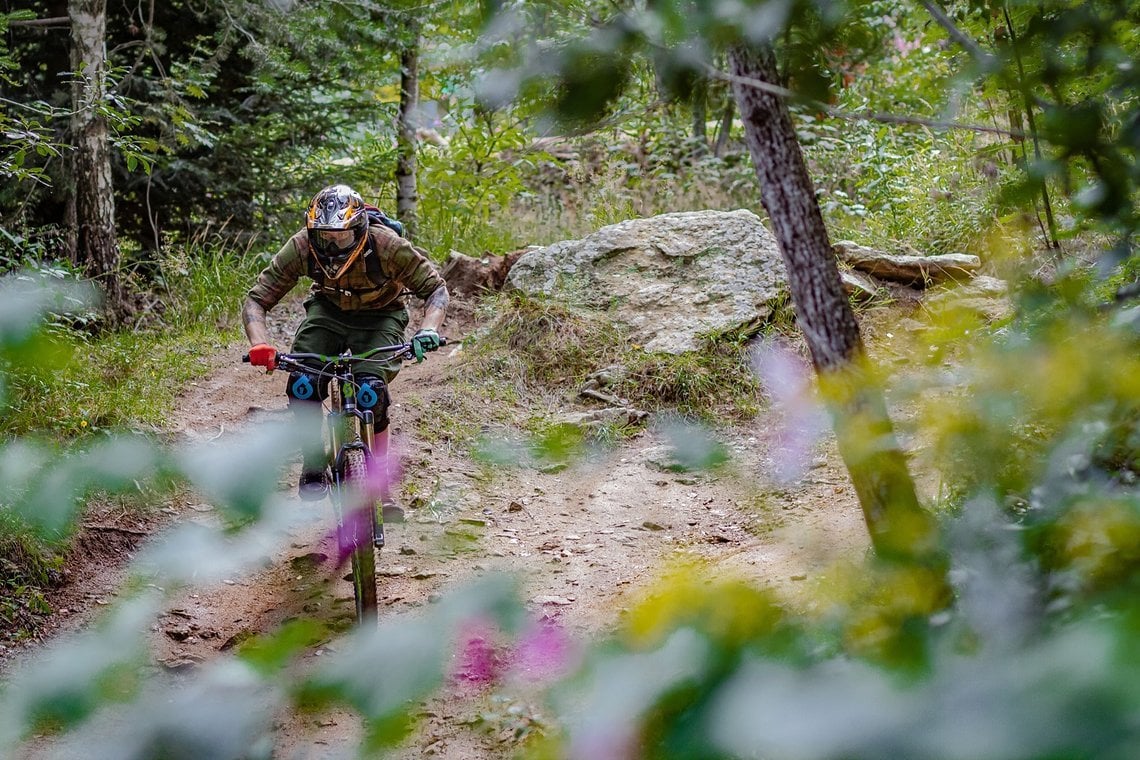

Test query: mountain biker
[241,184,449,521]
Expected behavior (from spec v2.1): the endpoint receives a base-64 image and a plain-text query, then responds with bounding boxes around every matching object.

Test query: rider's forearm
[242,297,272,346]
[419,284,450,333]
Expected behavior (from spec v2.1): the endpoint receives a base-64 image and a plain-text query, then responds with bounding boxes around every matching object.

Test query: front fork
[360,410,382,546]
[327,405,382,546]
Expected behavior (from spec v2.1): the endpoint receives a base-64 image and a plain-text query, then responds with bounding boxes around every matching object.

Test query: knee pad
[356,375,391,431]
[285,369,327,403]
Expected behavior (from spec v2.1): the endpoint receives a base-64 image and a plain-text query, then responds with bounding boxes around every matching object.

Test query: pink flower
[449,616,582,688]
[453,620,503,685]
[751,340,829,483]
[510,617,579,682]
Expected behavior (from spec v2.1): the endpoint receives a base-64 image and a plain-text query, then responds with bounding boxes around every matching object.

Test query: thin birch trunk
[69,0,123,316]
[395,24,420,240]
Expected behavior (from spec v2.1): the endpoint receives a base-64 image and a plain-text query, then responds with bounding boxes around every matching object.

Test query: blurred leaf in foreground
[656,418,730,472]
[0,594,157,744]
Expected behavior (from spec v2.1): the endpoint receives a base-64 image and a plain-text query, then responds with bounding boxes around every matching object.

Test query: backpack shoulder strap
[363,222,405,286]
[364,238,384,286]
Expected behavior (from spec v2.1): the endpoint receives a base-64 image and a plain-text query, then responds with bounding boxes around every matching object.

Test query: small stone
[428,593,443,604]
[791,574,808,581]
[534,595,573,606]
[642,521,666,531]
[159,657,201,673]
[399,546,417,555]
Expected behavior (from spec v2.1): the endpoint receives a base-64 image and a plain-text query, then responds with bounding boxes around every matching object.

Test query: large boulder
[505,210,788,353]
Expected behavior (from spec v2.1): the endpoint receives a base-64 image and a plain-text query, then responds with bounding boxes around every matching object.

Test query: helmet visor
[309,227,364,258]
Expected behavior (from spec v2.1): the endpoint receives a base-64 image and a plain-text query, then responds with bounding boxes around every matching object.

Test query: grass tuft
[470,292,622,388]
[458,292,764,425]
[0,511,63,638]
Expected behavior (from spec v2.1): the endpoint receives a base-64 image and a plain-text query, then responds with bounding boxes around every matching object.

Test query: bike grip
[242,354,250,363]
[439,336,448,347]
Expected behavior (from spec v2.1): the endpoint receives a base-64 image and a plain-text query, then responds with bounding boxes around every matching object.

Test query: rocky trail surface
[8,298,870,759]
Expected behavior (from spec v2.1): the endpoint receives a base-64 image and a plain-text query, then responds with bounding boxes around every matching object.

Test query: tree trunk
[728,43,941,568]
[395,23,420,240]
[690,75,708,154]
[713,98,734,157]
[69,0,123,316]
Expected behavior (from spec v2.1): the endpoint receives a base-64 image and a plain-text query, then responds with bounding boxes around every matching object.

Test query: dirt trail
[10,300,870,758]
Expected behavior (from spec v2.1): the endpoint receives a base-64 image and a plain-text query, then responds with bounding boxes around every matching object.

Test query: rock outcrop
[506,209,788,354]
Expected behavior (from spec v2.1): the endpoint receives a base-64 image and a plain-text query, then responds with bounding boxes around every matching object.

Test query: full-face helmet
[305,184,369,277]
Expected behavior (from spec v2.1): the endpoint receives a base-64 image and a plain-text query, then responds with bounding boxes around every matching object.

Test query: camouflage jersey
[247,224,444,313]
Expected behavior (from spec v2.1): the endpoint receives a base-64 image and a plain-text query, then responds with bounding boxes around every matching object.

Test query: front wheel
[338,447,378,626]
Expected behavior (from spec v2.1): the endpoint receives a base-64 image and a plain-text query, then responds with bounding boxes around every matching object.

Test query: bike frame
[270,343,416,624]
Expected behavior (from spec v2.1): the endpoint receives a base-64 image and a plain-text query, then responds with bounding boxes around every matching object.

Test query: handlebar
[241,337,448,365]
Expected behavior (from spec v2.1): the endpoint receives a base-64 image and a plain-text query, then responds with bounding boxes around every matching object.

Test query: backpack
[364,205,405,238]
[299,205,406,295]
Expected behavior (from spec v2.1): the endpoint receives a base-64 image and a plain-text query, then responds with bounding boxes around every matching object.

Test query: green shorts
[291,296,409,383]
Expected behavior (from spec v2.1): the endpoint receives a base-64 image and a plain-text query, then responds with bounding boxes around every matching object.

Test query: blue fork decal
[291,375,314,400]
[358,382,379,409]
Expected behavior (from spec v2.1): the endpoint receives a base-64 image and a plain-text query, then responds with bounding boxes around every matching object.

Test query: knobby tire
[339,448,378,626]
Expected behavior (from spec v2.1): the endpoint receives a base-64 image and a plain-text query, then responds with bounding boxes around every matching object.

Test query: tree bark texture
[714,98,734,157]
[395,25,420,240]
[69,0,122,314]
[728,44,941,567]
[690,75,708,152]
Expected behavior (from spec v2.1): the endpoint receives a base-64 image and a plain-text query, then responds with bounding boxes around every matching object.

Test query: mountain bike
[243,341,443,626]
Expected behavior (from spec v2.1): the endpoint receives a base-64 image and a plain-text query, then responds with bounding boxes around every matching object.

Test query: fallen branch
[82,523,149,536]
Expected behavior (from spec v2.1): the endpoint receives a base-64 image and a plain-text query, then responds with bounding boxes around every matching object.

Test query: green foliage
[0,511,62,637]
[804,107,1008,254]
[2,0,417,244]
[913,277,1140,511]
[152,225,264,332]
[0,10,60,186]
[418,103,551,256]
[4,1,1140,757]
[1,236,255,439]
